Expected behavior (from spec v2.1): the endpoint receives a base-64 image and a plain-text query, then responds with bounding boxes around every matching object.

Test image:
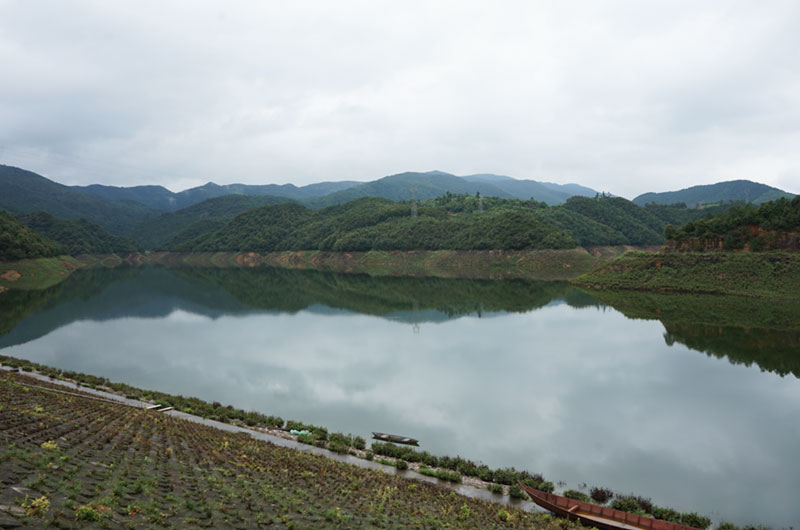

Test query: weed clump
[22,496,50,517]
[486,483,503,494]
[40,440,58,451]
[589,486,614,504]
[75,505,102,522]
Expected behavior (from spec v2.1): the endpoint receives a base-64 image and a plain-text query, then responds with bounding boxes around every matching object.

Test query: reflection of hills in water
[0,266,583,348]
[665,323,800,378]
[0,267,254,348]
[2,266,798,378]
[589,290,800,379]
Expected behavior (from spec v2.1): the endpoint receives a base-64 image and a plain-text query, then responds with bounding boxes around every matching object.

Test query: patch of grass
[486,483,503,494]
[75,505,103,522]
[574,251,800,299]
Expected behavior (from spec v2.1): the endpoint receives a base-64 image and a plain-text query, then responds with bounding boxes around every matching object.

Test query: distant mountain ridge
[75,180,360,211]
[0,165,160,235]
[307,171,597,208]
[633,180,795,207]
[4,162,797,252]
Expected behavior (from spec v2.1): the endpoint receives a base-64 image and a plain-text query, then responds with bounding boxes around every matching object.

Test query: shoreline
[0,246,634,292]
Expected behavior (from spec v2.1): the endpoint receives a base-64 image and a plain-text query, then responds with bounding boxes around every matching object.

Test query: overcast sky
[1,1,799,198]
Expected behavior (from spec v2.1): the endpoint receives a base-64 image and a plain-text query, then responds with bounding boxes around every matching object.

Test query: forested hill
[180,194,719,253]
[0,210,63,261]
[633,180,795,207]
[665,196,800,251]
[133,194,295,249]
[0,165,159,234]
[18,212,140,255]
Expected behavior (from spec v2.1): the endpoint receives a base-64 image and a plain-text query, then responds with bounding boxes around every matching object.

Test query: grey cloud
[1,1,799,196]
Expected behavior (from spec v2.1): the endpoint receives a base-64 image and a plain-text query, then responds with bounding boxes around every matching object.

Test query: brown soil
[0,270,21,282]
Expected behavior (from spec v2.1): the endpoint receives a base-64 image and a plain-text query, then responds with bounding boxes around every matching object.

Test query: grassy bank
[573,251,800,299]
[1,371,572,529]
[1,247,629,292]
[0,256,83,291]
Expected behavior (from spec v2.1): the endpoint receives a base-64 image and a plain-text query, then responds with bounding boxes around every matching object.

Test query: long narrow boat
[518,482,704,530]
[371,432,419,445]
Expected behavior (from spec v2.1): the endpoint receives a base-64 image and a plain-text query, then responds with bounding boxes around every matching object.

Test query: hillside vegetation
[574,251,800,299]
[183,194,696,253]
[19,212,140,255]
[664,196,800,251]
[0,210,63,261]
[133,194,294,249]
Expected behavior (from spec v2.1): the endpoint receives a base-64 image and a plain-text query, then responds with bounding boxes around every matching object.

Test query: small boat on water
[518,483,704,530]
[371,432,419,445]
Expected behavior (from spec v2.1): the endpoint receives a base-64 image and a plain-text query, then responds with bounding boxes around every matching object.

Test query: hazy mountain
[309,171,601,208]
[77,180,360,211]
[0,165,159,234]
[307,171,516,208]
[461,173,597,204]
[633,180,795,207]
[74,184,177,211]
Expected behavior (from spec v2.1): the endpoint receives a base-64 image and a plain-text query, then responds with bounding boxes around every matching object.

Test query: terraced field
[0,372,574,529]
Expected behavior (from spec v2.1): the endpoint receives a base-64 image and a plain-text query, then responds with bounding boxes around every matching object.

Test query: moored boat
[518,482,704,530]
[371,432,419,445]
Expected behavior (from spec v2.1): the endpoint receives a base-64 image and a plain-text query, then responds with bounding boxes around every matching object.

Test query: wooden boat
[518,482,704,530]
[371,432,418,445]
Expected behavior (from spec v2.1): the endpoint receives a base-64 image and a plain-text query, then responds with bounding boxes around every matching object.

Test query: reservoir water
[1,266,798,528]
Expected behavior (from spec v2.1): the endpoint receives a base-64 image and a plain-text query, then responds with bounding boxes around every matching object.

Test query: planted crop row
[1,372,580,529]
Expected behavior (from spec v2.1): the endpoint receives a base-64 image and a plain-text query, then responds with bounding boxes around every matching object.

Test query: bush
[563,489,590,503]
[435,469,461,483]
[590,486,614,504]
[352,436,366,450]
[521,477,554,493]
[493,468,518,485]
[327,440,349,454]
[328,432,352,447]
[508,484,527,499]
[296,434,315,445]
[486,483,503,494]
[651,505,682,523]
[610,496,642,513]
[395,459,408,471]
[680,512,711,529]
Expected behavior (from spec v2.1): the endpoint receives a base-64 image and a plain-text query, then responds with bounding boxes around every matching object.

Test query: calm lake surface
[2,266,799,528]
